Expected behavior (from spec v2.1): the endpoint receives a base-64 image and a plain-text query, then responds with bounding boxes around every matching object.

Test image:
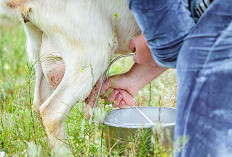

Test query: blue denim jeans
[128,0,232,156]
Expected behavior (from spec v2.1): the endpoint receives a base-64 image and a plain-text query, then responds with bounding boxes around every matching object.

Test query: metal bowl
[104,107,176,155]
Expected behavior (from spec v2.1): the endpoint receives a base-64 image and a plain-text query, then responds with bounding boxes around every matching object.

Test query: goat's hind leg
[39,36,112,148]
[39,49,95,148]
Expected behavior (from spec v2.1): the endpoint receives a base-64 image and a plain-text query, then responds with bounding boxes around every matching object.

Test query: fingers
[87,84,99,107]
[105,90,119,106]
[87,76,120,108]
[113,91,123,108]
[117,89,135,107]
[87,87,135,116]
[119,100,126,109]
[106,89,135,108]
[87,79,104,107]
[129,34,145,53]
[87,72,136,110]
[100,79,112,97]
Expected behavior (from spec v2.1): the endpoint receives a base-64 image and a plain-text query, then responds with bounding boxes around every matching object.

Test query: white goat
[1,0,140,148]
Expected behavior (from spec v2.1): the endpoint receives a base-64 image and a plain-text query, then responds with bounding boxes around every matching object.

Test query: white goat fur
[1,0,140,147]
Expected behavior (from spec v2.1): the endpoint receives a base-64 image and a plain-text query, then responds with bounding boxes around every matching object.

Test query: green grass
[0,17,177,157]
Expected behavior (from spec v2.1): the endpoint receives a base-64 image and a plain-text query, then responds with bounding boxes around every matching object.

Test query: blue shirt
[128,0,212,68]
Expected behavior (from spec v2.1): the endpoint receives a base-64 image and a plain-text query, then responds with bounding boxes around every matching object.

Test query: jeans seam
[200,22,232,75]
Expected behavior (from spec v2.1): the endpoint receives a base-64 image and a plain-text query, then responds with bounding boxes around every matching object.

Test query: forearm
[125,63,167,90]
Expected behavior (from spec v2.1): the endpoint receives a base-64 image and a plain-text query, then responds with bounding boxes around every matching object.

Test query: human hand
[85,35,167,119]
[87,74,138,108]
[130,34,158,67]
[85,64,167,119]
[85,74,138,119]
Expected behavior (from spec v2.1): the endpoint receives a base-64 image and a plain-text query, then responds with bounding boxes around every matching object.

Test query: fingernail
[121,101,125,106]
[114,90,119,95]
